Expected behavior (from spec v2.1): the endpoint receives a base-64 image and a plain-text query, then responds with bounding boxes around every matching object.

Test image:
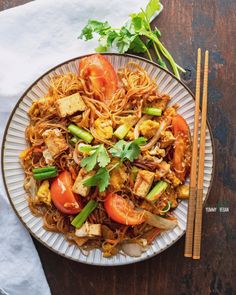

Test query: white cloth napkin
[0,0,157,294]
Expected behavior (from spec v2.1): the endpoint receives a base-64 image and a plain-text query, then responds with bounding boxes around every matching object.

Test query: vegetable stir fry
[20,54,191,257]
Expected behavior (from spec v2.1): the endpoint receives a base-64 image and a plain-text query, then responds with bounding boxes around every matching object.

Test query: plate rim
[1,53,215,266]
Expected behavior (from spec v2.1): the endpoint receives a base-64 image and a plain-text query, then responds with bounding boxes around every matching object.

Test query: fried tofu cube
[165,171,182,187]
[75,222,101,237]
[42,129,68,157]
[160,131,175,148]
[177,184,189,199]
[55,93,86,117]
[133,170,155,198]
[152,94,170,111]
[155,161,171,180]
[72,169,94,197]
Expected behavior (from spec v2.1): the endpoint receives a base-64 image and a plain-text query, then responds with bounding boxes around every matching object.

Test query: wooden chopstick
[192,50,209,259]
[184,48,201,257]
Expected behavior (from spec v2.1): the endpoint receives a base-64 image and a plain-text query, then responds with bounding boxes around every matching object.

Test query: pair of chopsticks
[184,48,209,259]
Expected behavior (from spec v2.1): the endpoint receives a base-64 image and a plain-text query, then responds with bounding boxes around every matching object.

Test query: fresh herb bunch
[83,138,146,192]
[79,0,185,78]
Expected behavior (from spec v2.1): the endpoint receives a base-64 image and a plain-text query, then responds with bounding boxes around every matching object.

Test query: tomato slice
[172,115,190,182]
[104,193,145,225]
[79,54,118,102]
[51,171,82,215]
[172,114,189,136]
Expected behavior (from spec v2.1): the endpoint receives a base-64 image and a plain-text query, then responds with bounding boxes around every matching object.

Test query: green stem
[139,12,180,78]
[153,43,161,60]
[144,13,161,61]
[142,9,165,66]
[108,161,120,172]
[176,63,186,73]
[148,33,180,78]
[157,42,185,73]
[157,41,180,78]
[146,47,153,61]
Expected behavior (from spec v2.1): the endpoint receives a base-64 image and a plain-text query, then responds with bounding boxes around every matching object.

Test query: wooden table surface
[1,1,235,294]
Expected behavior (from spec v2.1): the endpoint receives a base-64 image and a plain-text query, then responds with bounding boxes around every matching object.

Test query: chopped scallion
[69,136,79,145]
[33,169,58,181]
[114,124,132,139]
[142,107,162,117]
[146,180,168,202]
[32,166,57,174]
[68,124,93,143]
[71,200,98,228]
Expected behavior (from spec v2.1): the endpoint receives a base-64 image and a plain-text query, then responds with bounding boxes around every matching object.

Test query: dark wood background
[1,1,235,294]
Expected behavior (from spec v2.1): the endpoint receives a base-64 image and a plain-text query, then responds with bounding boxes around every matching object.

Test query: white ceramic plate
[1,54,214,265]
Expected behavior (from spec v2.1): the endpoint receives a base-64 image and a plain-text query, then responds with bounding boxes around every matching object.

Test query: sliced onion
[160,201,171,214]
[144,211,178,230]
[25,177,37,198]
[152,156,163,163]
[122,243,143,257]
[72,149,80,165]
[141,117,171,151]
[42,149,53,164]
[134,115,152,139]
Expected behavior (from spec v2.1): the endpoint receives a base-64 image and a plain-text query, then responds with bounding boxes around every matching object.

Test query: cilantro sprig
[109,137,147,162]
[80,144,110,172]
[83,167,110,193]
[79,0,185,78]
[82,138,146,192]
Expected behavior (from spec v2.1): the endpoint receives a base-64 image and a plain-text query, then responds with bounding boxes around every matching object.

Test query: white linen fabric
[0,0,154,294]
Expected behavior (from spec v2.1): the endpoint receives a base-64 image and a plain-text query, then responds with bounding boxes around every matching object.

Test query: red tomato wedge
[51,171,82,215]
[172,115,190,182]
[104,193,146,225]
[79,54,118,102]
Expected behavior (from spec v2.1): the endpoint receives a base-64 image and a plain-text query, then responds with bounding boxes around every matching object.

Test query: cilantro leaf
[83,167,110,192]
[109,140,127,161]
[106,31,119,47]
[124,142,140,162]
[145,0,161,22]
[129,36,147,53]
[130,15,147,33]
[78,0,184,78]
[79,145,96,153]
[113,27,135,53]
[80,144,110,172]
[124,137,147,161]
[80,150,98,172]
[79,20,111,40]
[114,36,131,53]
[97,145,110,167]
[109,137,147,162]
